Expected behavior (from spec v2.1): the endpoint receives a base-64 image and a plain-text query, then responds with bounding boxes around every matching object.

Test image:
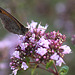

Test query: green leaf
[59,66,69,75]
[25,57,30,63]
[46,60,54,69]
[31,65,37,75]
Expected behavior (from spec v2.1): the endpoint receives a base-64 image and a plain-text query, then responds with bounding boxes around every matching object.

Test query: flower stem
[37,65,56,74]
[53,62,59,75]
[29,61,59,75]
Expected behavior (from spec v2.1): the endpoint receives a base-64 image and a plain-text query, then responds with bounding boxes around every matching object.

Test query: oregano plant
[10,21,71,75]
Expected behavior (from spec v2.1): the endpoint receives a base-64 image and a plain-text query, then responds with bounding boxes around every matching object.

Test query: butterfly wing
[0,7,28,35]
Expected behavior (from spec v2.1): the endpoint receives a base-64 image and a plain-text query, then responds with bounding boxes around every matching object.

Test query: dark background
[0,0,75,75]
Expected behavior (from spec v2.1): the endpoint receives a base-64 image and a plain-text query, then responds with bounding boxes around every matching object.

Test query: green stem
[53,62,59,75]
[37,65,56,74]
[29,61,59,75]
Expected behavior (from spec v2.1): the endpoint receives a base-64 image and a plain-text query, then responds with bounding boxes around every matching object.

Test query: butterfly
[0,7,28,35]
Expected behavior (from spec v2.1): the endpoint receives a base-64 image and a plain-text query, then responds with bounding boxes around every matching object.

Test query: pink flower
[30,21,38,29]
[27,21,38,32]
[37,24,48,34]
[37,36,50,48]
[60,45,72,54]
[11,66,15,70]
[12,51,20,58]
[20,43,28,50]
[13,69,18,75]
[29,33,35,42]
[19,35,26,43]
[56,57,65,66]
[36,47,47,56]
[36,58,39,61]
[21,62,28,70]
[50,53,59,60]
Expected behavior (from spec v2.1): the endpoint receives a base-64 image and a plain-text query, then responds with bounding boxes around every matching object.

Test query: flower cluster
[71,35,75,45]
[10,21,71,75]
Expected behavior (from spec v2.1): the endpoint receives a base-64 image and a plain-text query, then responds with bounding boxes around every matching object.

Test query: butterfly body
[0,7,28,35]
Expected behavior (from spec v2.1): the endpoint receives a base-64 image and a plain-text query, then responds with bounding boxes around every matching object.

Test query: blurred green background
[0,0,75,75]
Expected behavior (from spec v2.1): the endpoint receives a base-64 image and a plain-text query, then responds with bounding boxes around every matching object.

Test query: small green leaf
[25,57,30,63]
[31,65,37,75]
[59,66,69,75]
[46,60,54,69]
